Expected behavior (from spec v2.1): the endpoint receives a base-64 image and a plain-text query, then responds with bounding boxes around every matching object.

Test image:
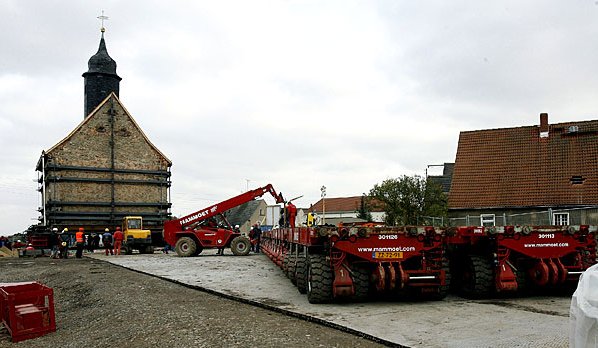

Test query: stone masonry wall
[42,95,170,232]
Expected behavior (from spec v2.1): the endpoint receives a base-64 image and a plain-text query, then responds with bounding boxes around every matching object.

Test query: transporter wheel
[461,255,493,298]
[124,246,133,255]
[175,237,197,257]
[430,257,451,300]
[307,253,333,304]
[296,253,308,293]
[287,253,297,284]
[231,236,251,256]
[283,252,290,276]
[351,264,371,302]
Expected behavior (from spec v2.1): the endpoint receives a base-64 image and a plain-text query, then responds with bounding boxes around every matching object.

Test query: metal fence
[446,207,598,227]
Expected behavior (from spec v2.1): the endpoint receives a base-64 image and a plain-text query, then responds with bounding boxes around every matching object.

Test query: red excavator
[163,184,285,257]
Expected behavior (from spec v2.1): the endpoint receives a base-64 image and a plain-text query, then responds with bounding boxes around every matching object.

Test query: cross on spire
[97,10,109,33]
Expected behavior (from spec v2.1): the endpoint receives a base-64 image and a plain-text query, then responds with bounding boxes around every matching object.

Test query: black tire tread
[296,254,308,294]
[175,237,197,257]
[230,236,251,256]
[351,264,370,302]
[287,253,297,284]
[307,253,333,303]
[430,257,451,300]
[464,255,493,298]
[283,252,289,275]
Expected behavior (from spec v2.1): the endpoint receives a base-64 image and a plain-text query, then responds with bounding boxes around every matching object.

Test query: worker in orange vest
[113,227,124,255]
[75,227,85,258]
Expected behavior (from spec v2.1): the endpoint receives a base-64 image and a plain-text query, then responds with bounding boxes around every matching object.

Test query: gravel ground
[0,257,386,348]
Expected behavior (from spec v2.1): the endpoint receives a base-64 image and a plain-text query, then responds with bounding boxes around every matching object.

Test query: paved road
[89,252,571,347]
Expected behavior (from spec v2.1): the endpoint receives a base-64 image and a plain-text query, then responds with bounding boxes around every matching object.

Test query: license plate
[373,251,403,259]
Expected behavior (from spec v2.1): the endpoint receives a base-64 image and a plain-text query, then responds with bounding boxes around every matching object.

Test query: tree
[356,193,373,221]
[369,175,447,226]
[422,179,448,224]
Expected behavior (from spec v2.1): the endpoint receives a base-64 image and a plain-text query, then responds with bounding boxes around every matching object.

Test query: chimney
[539,113,549,138]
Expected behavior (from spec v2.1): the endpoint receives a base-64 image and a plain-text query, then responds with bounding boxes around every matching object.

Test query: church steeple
[82,26,122,118]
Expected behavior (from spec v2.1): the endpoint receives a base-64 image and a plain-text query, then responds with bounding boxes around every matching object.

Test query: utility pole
[320,185,327,225]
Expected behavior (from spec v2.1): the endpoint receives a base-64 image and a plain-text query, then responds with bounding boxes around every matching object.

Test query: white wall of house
[320,211,385,222]
[266,205,281,226]
[371,212,385,222]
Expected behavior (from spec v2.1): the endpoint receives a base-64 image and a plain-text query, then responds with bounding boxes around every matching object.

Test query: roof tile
[448,119,598,208]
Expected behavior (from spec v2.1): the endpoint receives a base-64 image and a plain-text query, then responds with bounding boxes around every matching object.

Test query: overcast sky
[2,1,598,235]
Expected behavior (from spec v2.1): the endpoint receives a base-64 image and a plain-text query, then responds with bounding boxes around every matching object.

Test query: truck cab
[122,216,154,254]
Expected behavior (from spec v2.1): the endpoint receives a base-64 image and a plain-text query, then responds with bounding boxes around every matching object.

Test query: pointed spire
[86,31,117,74]
[82,13,122,118]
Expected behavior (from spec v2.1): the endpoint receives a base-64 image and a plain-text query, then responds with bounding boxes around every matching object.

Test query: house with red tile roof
[310,196,386,225]
[427,163,454,195]
[448,113,598,226]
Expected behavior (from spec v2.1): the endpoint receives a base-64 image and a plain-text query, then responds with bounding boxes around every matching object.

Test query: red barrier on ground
[0,281,56,342]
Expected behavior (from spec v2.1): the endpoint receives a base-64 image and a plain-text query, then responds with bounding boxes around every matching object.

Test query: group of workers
[49,226,124,259]
[278,202,320,228]
[46,205,317,259]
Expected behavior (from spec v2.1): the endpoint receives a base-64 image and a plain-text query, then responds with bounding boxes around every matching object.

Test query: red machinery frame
[445,225,597,296]
[163,184,284,257]
[262,225,448,303]
[263,223,598,302]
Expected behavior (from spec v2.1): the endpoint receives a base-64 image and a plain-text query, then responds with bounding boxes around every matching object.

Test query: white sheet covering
[570,263,598,347]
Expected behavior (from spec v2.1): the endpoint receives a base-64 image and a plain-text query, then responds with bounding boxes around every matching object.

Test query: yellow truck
[122,216,154,254]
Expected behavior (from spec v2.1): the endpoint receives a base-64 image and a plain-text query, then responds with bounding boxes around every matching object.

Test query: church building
[35,27,172,236]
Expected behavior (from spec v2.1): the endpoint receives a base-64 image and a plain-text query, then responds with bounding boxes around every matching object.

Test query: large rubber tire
[429,257,451,300]
[283,252,290,276]
[296,254,308,293]
[175,237,197,257]
[307,253,334,304]
[461,255,494,298]
[351,264,370,302]
[287,253,297,284]
[230,236,251,256]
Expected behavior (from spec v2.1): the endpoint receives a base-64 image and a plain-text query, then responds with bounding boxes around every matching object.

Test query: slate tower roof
[82,29,122,118]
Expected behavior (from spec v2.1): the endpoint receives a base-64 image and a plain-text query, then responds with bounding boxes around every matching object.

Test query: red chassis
[163,184,284,257]
[262,225,448,303]
[445,225,597,296]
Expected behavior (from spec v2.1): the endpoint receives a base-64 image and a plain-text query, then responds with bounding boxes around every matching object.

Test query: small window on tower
[570,176,586,185]
[96,125,106,133]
